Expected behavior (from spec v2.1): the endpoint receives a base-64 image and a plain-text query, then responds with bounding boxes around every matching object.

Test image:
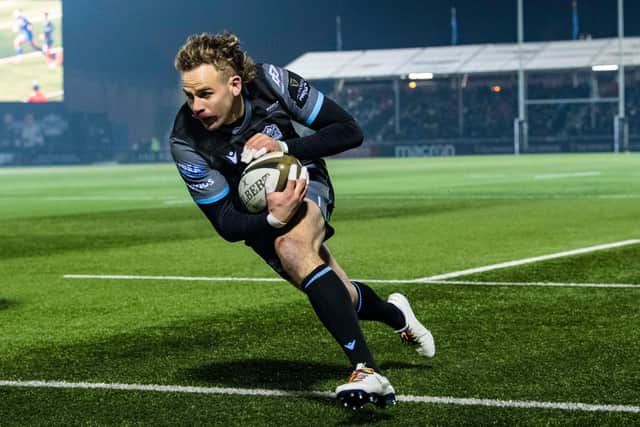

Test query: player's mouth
[200,115,218,128]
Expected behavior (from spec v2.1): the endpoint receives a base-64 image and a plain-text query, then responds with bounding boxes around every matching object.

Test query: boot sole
[336,389,397,409]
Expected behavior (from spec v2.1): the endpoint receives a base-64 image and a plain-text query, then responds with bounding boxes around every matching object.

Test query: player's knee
[275,233,324,286]
[275,234,307,266]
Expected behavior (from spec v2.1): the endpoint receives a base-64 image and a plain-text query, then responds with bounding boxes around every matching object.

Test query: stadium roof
[285,37,640,80]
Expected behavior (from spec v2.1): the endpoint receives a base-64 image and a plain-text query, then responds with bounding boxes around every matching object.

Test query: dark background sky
[46,0,639,142]
[64,0,639,82]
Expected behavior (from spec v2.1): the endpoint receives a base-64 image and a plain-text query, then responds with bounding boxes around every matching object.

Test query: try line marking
[64,240,640,288]
[1,380,638,414]
[418,239,640,281]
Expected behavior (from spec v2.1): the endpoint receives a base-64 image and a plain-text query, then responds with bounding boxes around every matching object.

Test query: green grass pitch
[1,153,639,425]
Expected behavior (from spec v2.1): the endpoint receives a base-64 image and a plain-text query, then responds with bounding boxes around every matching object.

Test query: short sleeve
[261,64,325,127]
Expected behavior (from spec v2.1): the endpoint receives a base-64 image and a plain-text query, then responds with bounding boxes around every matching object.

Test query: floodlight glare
[592,64,619,72]
[408,72,434,80]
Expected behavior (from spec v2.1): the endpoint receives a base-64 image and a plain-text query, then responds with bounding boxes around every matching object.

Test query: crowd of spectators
[333,70,639,146]
[0,112,68,164]
[1,70,638,165]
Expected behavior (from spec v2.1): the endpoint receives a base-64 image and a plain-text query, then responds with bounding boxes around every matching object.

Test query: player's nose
[191,105,205,119]
[192,98,206,116]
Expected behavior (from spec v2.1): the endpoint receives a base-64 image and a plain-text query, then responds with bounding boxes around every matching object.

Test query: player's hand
[266,165,308,224]
[241,133,282,163]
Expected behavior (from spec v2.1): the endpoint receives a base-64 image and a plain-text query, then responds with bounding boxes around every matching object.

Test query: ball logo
[242,172,270,203]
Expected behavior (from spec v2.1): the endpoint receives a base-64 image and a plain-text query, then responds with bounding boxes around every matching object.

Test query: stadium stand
[287,37,640,156]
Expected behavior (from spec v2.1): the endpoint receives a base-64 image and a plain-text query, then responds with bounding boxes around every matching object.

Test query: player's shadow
[0,299,18,310]
[380,360,434,371]
[183,359,346,390]
[183,359,401,417]
[184,359,432,390]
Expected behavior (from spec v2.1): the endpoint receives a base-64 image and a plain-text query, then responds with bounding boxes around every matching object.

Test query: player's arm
[285,96,363,159]
[171,140,272,242]
[261,64,363,159]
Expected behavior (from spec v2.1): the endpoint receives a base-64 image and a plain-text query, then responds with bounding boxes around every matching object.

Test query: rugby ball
[238,152,302,213]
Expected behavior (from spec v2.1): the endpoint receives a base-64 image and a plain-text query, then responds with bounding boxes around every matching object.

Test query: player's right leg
[273,201,395,409]
[335,363,396,409]
[14,34,24,56]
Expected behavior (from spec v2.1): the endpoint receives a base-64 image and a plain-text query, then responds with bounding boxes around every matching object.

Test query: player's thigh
[245,202,325,286]
[274,201,326,275]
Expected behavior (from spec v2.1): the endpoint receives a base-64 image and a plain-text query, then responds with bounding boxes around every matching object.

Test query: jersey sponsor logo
[295,81,310,108]
[177,162,207,179]
[262,124,283,140]
[268,65,283,92]
[288,74,309,108]
[266,101,280,113]
[187,178,215,191]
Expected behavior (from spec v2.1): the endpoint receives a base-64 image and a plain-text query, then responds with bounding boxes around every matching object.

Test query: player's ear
[229,75,242,96]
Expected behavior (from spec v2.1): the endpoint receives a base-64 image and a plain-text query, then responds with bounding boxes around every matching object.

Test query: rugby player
[41,12,55,65]
[13,11,41,58]
[170,32,435,409]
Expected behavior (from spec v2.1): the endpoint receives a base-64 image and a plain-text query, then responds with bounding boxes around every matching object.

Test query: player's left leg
[320,245,436,358]
[319,245,402,327]
[26,32,41,52]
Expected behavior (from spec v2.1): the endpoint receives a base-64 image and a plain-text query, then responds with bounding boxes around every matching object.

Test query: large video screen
[0,0,62,103]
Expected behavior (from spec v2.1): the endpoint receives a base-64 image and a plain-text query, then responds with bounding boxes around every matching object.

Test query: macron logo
[225,151,238,164]
[343,339,356,351]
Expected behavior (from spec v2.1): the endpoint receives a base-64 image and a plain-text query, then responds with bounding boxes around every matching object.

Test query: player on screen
[40,12,55,64]
[170,32,435,409]
[13,10,41,59]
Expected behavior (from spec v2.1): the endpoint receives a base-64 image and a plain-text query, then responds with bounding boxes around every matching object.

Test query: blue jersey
[170,63,328,207]
[16,15,33,40]
[169,63,363,244]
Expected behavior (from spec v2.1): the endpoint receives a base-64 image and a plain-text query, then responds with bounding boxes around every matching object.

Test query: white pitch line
[0,51,41,65]
[62,275,640,289]
[0,380,638,414]
[424,280,640,288]
[63,274,419,284]
[534,171,600,180]
[419,240,640,281]
[64,274,285,283]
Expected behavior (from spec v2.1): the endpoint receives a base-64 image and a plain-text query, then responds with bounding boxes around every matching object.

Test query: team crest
[262,124,283,140]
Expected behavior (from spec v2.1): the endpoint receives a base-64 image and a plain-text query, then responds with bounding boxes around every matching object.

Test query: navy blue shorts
[245,177,335,280]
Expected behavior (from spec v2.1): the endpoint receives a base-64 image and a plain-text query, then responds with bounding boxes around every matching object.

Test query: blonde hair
[174,32,256,82]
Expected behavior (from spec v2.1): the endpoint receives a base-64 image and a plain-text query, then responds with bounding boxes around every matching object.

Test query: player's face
[181,64,243,131]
